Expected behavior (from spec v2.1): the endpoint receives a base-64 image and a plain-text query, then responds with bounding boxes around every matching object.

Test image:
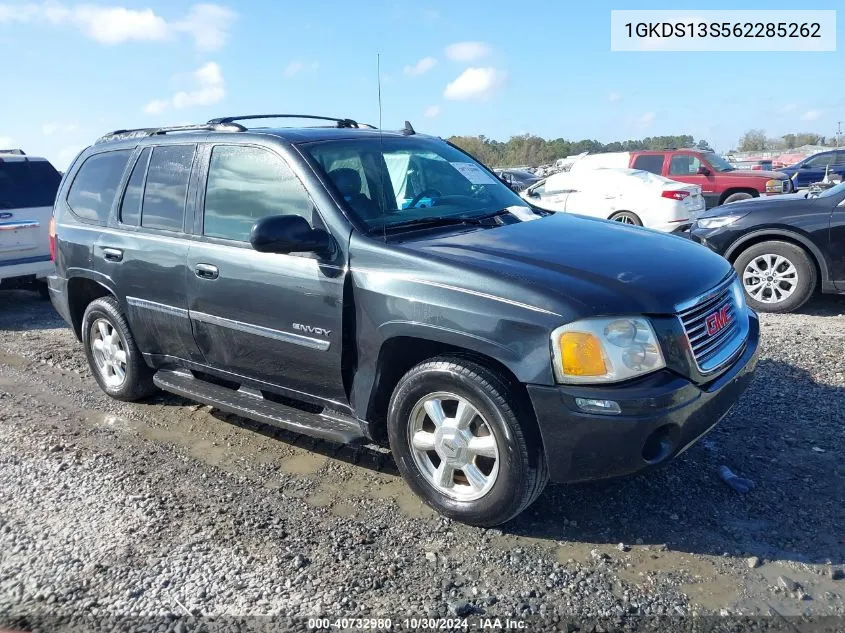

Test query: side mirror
[698,166,711,176]
[250,215,333,256]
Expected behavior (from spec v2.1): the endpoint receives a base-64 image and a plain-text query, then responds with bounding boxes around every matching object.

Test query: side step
[153,369,365,444]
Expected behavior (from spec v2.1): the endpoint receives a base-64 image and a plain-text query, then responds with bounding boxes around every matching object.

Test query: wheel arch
[67,274,117,340]
[719,188,759,205]
[360,334,535,444]
[724,229,830,284]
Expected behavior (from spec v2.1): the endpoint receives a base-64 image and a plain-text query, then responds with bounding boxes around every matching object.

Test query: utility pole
[837,121,842,147]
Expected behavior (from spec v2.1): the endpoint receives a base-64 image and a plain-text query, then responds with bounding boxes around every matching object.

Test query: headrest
[328,168,362,197]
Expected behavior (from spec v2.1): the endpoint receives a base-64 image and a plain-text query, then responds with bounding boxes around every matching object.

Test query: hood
[698,191,809,218]
[403,214,732,316]
[725,168,788,180]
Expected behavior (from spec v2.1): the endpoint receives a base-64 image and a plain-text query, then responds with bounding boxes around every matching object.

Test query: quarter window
[119,147,151,226]
[632,155,664,175]
[66,150,131,223]
[203,145,312,242]
[141,145,195,232]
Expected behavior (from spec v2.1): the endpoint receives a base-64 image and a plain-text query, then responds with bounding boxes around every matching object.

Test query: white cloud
[443,67,506,101]
[404,56,437,76]
[608,92,621,102]
[283,60,319,78]
[445,41,491,62]
[0,136,14,148]
[144,62,225,114]
[801,109,821,121]
[41,122,79,136]
[639,112,656,126]
[424,105,440,118]
[0,2,236,51]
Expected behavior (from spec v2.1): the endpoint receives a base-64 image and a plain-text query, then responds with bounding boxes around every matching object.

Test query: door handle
[102,247,123,262]
[195,263,219,280]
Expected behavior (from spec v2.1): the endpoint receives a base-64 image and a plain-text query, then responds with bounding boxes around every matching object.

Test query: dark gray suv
[50,115,760,526]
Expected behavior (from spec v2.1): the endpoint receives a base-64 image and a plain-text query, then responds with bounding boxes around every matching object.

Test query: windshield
[705,153,735,172]
[816,181,845,199]
[303,136,529,232]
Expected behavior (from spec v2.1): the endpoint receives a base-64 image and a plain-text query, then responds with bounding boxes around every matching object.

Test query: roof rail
[207,114,360,128]
[0,149,25,155]
[95,122,246,144]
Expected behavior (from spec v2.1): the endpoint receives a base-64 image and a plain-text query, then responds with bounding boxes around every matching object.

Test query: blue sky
[0,0,842,169]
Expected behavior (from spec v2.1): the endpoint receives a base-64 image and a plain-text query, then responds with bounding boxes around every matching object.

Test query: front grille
[678,278,747,374]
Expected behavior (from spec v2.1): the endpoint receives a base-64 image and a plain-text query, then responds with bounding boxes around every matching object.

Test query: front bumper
[528,313,760,483]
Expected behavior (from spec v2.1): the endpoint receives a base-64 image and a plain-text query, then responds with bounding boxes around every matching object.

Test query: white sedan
[522,168,705,233]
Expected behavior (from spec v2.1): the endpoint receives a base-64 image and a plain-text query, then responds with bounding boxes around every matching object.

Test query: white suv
[0,149,62,295]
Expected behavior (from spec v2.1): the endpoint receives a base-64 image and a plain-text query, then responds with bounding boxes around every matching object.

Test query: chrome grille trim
[677,275,749,375]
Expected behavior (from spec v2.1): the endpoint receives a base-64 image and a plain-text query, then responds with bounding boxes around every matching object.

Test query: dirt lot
[0,289,844,630]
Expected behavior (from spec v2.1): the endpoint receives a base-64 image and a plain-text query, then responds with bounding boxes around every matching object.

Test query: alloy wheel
[90,318,128,387]
[612,212,638,225]
[742,254,798,304]
[408,392,500,501]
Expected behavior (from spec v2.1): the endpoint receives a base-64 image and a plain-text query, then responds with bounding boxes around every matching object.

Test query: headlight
[551,317,665,384]
[766,179,785,193]
[695,214,744,229]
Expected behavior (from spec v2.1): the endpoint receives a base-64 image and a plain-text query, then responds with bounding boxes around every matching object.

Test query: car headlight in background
[695,214,746,229]
[551,317,665,384]
[766,179,786,193]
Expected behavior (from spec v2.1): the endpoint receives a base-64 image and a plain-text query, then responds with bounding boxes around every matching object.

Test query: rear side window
[203,145,312,242]
[119,147,151,226]
[632,154,664,175]
[66,150,131,223]
[0,160,62,210]
[141,145,195,232]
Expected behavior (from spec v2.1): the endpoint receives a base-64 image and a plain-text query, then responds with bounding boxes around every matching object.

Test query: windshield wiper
[372,209,511,235]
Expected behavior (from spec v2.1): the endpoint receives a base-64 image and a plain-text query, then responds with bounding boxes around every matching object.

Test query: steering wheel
[407,188,442,209]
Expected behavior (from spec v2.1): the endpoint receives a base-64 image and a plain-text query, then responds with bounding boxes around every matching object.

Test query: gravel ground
[0,290,843,632]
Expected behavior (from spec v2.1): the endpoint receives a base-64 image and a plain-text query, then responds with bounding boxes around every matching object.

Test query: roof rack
[207,114,360,128]
[95,122,246,144]
[0,149,25,155]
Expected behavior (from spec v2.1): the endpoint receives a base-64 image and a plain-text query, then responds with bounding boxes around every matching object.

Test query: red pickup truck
[573,149,793,208]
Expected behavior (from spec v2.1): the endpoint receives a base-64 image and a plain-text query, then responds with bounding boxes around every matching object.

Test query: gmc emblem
[705,304,731,336]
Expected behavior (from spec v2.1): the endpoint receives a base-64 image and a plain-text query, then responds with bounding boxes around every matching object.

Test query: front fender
[724,228,831,282]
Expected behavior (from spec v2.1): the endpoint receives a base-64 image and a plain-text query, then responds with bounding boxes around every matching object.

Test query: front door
[667,152,716,206]
[829,191,845,290]
[186,143,348,408]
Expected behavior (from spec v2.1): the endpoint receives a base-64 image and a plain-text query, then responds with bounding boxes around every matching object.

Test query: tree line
[447,134,706,168]
[448,129,839,168]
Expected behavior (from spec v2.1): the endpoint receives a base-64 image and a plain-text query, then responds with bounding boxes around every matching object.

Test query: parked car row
[47,114,762,526]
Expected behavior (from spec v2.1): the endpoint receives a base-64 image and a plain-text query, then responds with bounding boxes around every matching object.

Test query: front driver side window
[805,153,836,169]
[203,145,312,242]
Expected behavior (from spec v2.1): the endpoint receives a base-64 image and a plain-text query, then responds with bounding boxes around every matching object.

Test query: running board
[153,369,365,444]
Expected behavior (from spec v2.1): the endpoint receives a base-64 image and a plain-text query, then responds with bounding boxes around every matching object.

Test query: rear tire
[723,192,753,204]
[387,357,547,527]
[82,296,156,401]
[733,241,816,313]
[609,211,642,226]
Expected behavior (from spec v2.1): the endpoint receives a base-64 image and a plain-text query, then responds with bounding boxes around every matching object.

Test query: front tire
[733,241,816,313]
[82,296,155,401]
[387,357,547,526]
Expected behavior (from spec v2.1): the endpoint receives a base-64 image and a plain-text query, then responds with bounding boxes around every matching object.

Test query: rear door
[186,143,348,407]
[92,144,203,362]
[0,156,61,275]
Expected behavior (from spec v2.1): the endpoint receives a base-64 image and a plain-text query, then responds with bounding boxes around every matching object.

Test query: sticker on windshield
[450,162,497,185]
